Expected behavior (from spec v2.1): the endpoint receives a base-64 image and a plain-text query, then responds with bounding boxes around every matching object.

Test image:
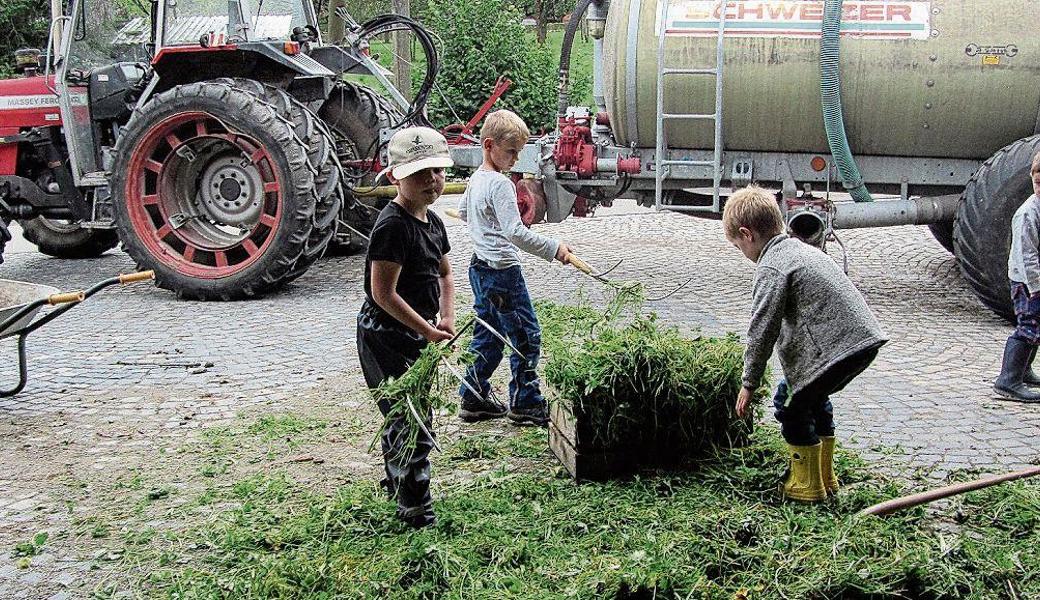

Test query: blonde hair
[480,109,530,145]
[722,186,784,239]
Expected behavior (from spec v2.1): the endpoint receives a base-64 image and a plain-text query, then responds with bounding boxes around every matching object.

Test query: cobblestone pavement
[0,198,1037,598]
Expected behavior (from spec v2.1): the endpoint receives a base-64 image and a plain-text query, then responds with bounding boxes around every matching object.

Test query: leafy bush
[417,0,558,132]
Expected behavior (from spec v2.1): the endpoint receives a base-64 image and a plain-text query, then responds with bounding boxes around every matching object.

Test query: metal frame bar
[54,0,92,186]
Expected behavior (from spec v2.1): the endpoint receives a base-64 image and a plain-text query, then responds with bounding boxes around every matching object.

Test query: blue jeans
[460,258,545,409]
[1011,282,1040,345]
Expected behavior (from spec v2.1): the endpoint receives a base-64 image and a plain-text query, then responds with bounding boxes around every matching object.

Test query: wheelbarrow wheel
[110,80,321,300]
[18,217,119,259]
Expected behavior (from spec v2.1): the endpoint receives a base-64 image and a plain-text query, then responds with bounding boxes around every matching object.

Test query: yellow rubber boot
[820,436,839,495]
[782,442,827,502]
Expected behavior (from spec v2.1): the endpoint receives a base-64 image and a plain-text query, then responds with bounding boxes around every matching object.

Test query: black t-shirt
[364,201,450,326]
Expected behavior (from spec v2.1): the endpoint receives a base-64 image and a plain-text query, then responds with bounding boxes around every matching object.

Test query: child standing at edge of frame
[993,151,1040,403]
[723,186,887,503]
[356,126,455,529]
[456,109,574,426]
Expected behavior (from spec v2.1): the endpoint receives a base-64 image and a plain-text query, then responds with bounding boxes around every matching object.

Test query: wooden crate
[548,401,639,481]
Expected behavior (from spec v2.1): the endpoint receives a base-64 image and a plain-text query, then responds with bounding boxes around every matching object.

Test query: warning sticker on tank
[661,1,932,40]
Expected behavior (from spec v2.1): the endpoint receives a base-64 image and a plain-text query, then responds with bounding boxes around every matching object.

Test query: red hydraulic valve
[554,115,640,176]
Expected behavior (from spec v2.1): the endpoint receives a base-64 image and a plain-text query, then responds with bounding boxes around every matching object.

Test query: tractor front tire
[111,80,319,300]
[18,217,119,258]
[953,135,1040,321]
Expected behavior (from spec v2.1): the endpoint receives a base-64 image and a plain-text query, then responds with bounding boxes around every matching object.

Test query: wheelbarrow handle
[119,270,155,284]
[47,292,85,305]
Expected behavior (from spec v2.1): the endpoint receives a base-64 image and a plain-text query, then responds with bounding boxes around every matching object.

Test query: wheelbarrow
[0,271,155,397]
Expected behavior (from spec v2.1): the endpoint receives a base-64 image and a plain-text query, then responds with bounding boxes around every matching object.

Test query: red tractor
[0,0,432,299]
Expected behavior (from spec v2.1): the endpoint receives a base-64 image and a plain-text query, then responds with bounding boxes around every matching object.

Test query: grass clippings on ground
[100,426,1040,600]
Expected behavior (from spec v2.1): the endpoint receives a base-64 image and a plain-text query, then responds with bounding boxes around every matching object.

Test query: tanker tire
[953,135,1040,321]
[927,220,954,254]
[18,217,119,258]
[319,81,403,255]
[111,80,318,300]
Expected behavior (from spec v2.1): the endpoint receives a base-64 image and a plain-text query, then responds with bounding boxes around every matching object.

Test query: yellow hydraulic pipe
[353,182,469,198]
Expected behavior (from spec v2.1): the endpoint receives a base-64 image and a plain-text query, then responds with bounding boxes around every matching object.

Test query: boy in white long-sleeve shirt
[994,151,1040,402]
[456,109,573,425]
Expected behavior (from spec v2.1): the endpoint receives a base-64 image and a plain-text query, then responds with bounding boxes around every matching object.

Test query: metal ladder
[655,0,728,213]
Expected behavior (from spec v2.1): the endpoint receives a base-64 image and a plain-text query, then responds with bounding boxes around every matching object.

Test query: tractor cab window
[64,0,151,73]
[162,0,311,46]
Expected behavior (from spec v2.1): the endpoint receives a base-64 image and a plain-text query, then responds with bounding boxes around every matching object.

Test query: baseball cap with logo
[379,126,454,181]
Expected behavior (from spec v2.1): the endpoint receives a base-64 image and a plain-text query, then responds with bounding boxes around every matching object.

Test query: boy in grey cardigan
[994,151,1040,402]
[723,186,887,502]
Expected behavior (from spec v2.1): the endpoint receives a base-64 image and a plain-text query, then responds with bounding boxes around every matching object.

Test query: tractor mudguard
[151,43,335,101]
[308,46,368,76]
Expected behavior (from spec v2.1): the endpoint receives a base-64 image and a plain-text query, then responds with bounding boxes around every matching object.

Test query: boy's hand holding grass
[436,316,457,337]
[735,386,754,418]
[423,325,453,343]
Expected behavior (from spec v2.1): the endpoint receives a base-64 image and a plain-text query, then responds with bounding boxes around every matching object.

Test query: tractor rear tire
[319,81,403,254]
[953,135,1040,321]
[212,78,344,284]
[18,217,119,258]
[111,80,320,300]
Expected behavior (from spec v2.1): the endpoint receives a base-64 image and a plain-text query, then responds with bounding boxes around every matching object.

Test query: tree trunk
[534,0,547,42]
[391,0,412,102]
[532,0,549,42]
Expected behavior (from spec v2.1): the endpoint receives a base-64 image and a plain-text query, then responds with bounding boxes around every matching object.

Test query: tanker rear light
[283,41,301,55]
[810,156,828,172]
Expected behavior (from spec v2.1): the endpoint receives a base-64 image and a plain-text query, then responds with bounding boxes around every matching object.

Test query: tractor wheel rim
[124,112,283,279]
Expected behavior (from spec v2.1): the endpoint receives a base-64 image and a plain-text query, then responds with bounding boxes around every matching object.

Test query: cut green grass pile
[112,428,1040,599]
[546,313,763,455]
[538,294,767,457]
[87,298,1040,598]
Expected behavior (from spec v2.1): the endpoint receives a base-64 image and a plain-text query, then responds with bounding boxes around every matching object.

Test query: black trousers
[774,345,881,446]
[356,303,435,518]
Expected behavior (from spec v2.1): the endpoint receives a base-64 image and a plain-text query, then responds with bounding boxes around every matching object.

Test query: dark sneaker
[459,394,507,422]
[507,403,550,426]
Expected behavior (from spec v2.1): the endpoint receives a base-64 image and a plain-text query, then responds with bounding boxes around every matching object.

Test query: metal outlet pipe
[831,195,960,229]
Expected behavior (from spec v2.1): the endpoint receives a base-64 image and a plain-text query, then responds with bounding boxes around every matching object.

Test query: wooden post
[50,0,64,60]
[391,0,412,103]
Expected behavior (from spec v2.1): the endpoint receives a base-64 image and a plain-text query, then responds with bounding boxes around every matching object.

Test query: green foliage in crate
[542,299,768,456]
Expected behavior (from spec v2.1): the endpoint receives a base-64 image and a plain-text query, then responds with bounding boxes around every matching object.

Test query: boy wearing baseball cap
[357,126,455,528]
